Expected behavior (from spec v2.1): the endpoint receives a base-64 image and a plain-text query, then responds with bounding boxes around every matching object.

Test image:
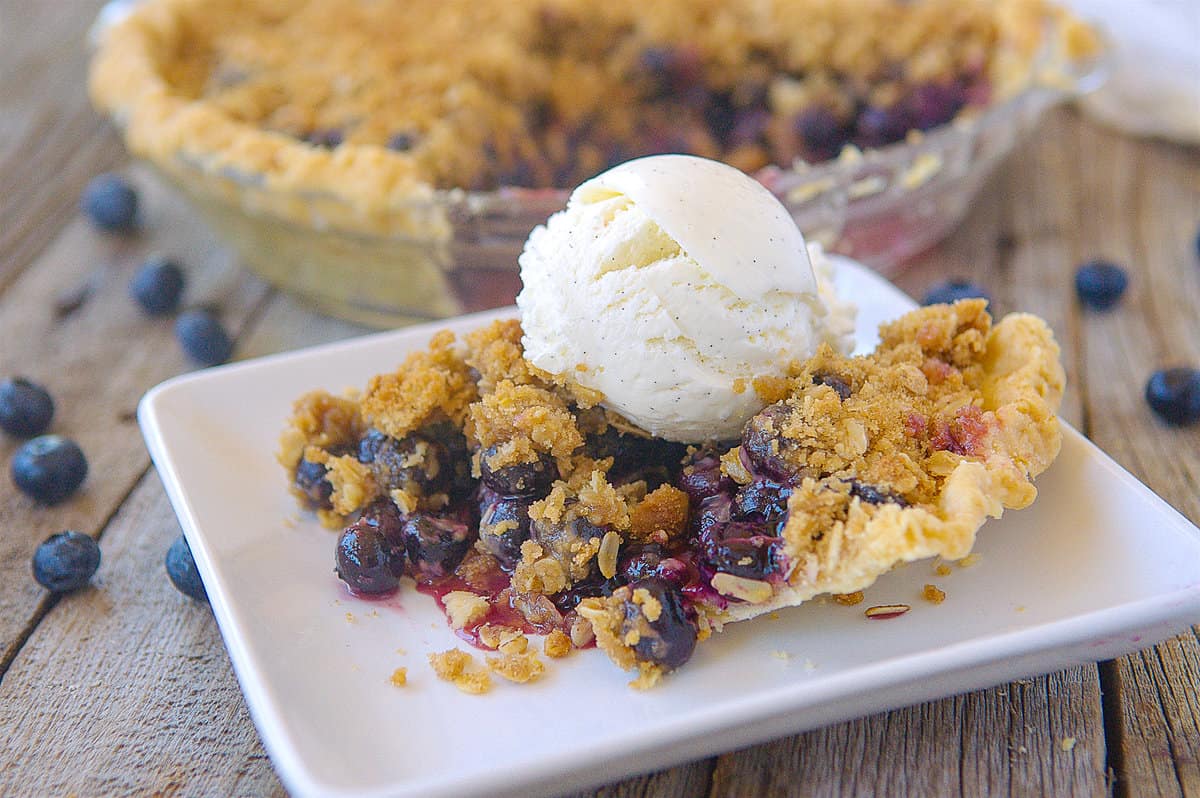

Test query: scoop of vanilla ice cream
[516,154,854,443]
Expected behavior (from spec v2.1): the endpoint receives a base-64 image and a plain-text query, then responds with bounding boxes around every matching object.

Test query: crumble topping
[92,0,1098,229]
[283,301,1062,687]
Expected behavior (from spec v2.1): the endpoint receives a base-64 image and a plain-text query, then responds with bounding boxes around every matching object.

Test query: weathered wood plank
[0,166,270,666]
[0,0,125,292]
[0,470,285,797]
[1066,114,1200,798]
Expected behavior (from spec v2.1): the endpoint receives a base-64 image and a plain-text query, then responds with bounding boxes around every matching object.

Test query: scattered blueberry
[1145,368,1200,426]
[165,535,208,601]
[479,446,557,496]
[1074,260,1128,310]
[33,531,100,593]
[130,255,186,315]
[386,131,417,152]
[402,512,474,577]
[795,107,849,161]
[0,377,54,437]
[12,434,88,504]
[175,309,233,366]
[921,279,992,308]
[80,173,138,233]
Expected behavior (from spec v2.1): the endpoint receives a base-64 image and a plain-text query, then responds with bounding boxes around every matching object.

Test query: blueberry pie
[280,299,1064,686]
[91,0,1096,201]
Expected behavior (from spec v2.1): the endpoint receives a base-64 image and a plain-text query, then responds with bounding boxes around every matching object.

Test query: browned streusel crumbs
[958,553,983,568]
[466,380,583,469]
[478,624,522,650]
[486,651,546,683]
[627,485,689,543]
[834,591,865,606]
[935,563,953,577]
[428,648,493,694]
[278,390,363,470]
[389,667,408,687]
[361,330,477,439]
[923,584,947,604]
[544,629,572,658]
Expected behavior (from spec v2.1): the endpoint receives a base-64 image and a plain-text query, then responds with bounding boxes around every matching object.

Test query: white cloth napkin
[1062,0,1200,144]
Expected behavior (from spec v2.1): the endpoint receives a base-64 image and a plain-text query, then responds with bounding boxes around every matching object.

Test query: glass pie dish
[91,1,1107,328]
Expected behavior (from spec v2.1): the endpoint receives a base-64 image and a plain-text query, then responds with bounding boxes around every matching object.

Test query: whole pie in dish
[91,0,1097,209]
[280,298,1064,686]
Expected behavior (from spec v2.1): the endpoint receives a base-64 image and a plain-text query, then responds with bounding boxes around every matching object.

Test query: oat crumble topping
[283,301,1063,686]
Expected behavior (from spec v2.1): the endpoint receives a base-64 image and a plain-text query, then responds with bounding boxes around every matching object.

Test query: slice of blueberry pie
[280,298,1063,687]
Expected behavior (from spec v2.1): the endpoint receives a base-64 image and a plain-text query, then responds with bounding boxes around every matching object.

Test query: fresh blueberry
[1074,260,1128,310]
[130,256,186,315]
[12,434,88,504]
[337,518,406,594]
[175,309,233,366]
[33,531,100,592]
[165,535,208,601]
[921,279,992,308]
[0,377,54,437]
[1145,368,1200,426]
[80,173,138,233]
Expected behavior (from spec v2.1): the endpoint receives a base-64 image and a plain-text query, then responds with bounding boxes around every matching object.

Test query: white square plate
[140,260,1200,798]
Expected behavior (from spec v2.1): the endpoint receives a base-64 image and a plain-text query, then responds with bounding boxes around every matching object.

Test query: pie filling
[281,299,1064,686]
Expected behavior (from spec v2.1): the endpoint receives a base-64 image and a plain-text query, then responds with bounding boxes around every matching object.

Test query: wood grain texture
[0,166,270,667]
[0,0,125,292]
[0,470,284,797]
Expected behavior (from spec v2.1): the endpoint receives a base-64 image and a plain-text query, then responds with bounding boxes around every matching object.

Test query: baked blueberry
[80,173,138,233]
[733,477,792,528]
[1074,260,1128,310]
[336,518,406,594]
[620,577,697,670]
[708,536,781,581]
[165,535,208,601]
[911,80,967,130]
[175,309,233,366]
[855,103,915,149]
[479,445,557,496]
[795,107,849,161]
[676,449,728,502]
[130,255,186,315]
[293,456,333,509]
[1145,368,1200,426]
[741,402,794,478]
[922,279,992,308]
[33,531,100,593]
[358,498,406,544]
[0,377,54,437]
[848,480,909,507]
[812,372,852,400]
[402,512,474,577]
[478,491,533,570]
[358,429,450,497]
[12,434,88,504]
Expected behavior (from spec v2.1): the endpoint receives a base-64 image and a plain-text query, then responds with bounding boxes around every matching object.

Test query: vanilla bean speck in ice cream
[516,154,855,442]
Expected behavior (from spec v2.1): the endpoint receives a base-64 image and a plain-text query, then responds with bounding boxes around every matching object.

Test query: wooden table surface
[2,4,1199,796]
